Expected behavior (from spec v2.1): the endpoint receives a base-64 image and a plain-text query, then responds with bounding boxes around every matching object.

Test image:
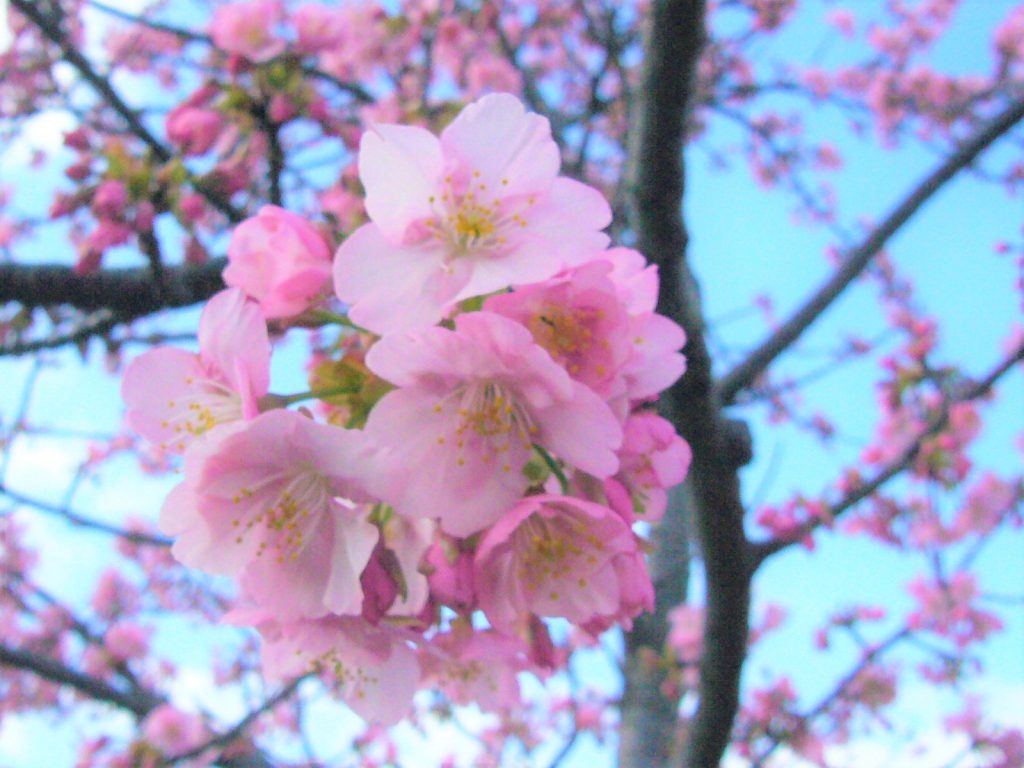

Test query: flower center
[434,381,538,472]
[310,649,380,689]
[161,376,243,450]
[231,467,330,563]
[529,307,596,363]
[515,510,606,599]
[424,171,534,258]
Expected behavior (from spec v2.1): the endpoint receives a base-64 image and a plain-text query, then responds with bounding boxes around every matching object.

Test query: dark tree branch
[0,258,227,318]
[164,676,309,765]
[621,2,756,767]
[620,485,693,767]
[0,311,119,357]
[0,642,163,716]
[7,573,151,698]
[0,640,278,768]
[87,0,209,42]
[262,113,285,208]
[750,342,1024,566]
[718,96,1024,405]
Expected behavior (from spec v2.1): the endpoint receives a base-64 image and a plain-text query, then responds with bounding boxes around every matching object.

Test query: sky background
[0,0,1022,765]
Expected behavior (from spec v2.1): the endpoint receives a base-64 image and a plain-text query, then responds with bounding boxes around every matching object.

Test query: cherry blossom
[121,288,270,453]
[604,412,692,523]
[160,409,377,620]
[362,311,622,536]
[252,613,421,726]
[209,0,286,63]
[334,93,611,333]
[474,494,652,632]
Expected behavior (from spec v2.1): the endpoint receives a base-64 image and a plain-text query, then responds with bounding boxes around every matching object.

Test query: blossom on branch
[334,93,611,333]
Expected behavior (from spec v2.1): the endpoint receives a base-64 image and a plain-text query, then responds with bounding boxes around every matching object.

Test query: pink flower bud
[223,205,332,319]
[166,106,222,156]
[64,127,91,151]
[178,193,207,225]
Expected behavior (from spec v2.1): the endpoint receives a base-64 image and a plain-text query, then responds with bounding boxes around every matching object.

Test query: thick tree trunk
[619,3,756,767]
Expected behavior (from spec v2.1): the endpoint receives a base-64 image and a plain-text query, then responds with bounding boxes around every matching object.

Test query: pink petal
[439,93,560,197]
[365,388,527,536]
[535,381,622,477]
[122,348,207,450]
[197,288,270,399]
[334,223,464,334]
[360,123,443,242]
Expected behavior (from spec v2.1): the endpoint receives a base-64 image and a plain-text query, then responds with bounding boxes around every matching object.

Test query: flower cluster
[123,93,689,724]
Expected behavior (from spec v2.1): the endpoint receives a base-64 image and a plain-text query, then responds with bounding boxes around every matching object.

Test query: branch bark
[0,642,163,716]
[1,482,172,546]
[718,96,1024,405]
[620,2,756,767]
[0,258,227,317]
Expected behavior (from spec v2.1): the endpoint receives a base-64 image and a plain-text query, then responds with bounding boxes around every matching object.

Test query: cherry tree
[0,1,1021,766]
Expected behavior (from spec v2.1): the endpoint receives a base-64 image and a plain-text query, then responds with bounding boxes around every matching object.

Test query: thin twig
[750,343,1024,566]
[163,676,310,764]
[11,0,244,223]
[1,482,172,547]
[718,96,1024,404]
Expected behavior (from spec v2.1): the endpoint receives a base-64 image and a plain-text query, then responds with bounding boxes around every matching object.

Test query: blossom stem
[533,444,569,494]
[278,385,357,406]
[308,309,367,332]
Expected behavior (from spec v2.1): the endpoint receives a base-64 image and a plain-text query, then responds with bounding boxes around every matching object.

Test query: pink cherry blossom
[334,93,612,333]
[483,260,633,398]
[425,537,477,612]
[293,4,347,53]
[474,494,652,632]
[209,0,286,64]
[121,288,270,453]
[668,604,704,664]
[379,514,433,617]
[907,572,1004,648]
[248,613,420,726]
[363,311,622,536]
[160,410,377,620]
[223,205,333,319]
[104,622,151,663]
[952,472,1017,538]
[359,515,433,623]
[422,629,527,712]
[91,180,128,218]
[604,412,692,522]
[602,247,688,400]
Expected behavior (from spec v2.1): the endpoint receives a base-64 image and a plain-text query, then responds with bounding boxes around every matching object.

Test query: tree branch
[0,642,163,716]
[2,482,173,547]
[0,258,226,318]
[87,0,209,42]
[621,2,757,767]
[750,342,1024,566]
[164,676,309,765]
[718,96,1024,405]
